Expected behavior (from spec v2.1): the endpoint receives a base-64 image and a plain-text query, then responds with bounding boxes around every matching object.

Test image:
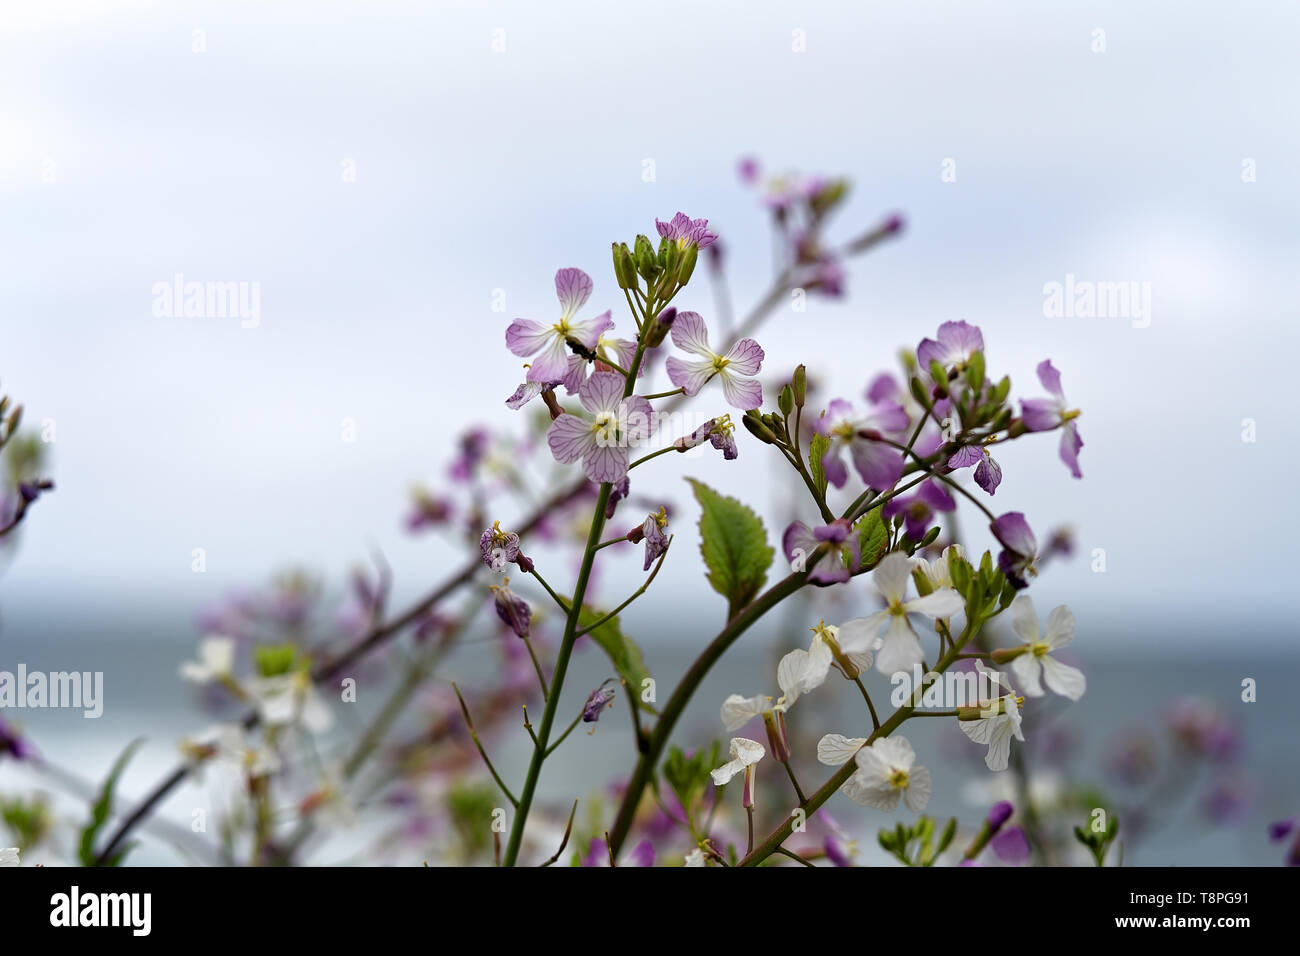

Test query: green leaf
[663,741,720,814]
[808,433,831,498]
[855,509,888,571]
[686,478,774,615]
[78,738,144,867]
[578,607,654,714]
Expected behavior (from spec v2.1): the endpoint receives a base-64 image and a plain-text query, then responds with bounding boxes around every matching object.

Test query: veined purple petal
[813,519,852,544]
[526,335,571,383]
[1059,421,1083,478]
[665,356,715,396]
[622,395,657,444]
[579,371,626,416]
[1036,359,1065,402]
[948,445,983,469]
[569,309,614,349]
[940,320,984,356]
[720,371,762,410]
[974,453,1003,494]
[547,413,597,464]
[669,311,713,357]
[1019,397,1060,432]
[723,338,764,376]
[505,382,544,410]
[560,354,588,394]
[583,442,629,484]
[505,318,553,357]
[555,268,593,318]
[849,439,904,490]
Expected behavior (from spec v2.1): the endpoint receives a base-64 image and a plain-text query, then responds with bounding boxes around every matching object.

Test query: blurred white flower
[180,636,236,684]
[959,662,1025,771]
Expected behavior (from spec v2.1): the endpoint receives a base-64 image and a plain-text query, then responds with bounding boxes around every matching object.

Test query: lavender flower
[673,415,738,460]
[948,444,1002,495]
[814,398,908,489]
[479,521,531,572]
[990,511,1037,588]
[605,476,630,519]
[546,371,656,484]
[884,479,956,540]
[449,428,490,482]
[1020,359,1083,478]
[655,212,718,250]
[987,800,1015,830]
[636,507,670,570]
[582,685,617,723]
[490,579,531,639]
[664,312,764,410]
[783,518,860,584]
[505,268,614,384]
[916,320,984,374]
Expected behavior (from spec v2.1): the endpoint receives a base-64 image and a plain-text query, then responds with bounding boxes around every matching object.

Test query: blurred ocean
[1,599,1295,867]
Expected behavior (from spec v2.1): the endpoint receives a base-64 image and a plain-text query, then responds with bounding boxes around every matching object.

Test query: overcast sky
[3,0,1297,645]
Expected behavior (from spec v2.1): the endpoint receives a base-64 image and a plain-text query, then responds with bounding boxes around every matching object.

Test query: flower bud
[676,241,698,285]
[634,235,657,279]
[645,306,677,348]
[777,383,794,417]
[792,364,807,407]
[762,711,791,764]
[612,242,636,290]
[582,685,617,723]
[742,410,779,445]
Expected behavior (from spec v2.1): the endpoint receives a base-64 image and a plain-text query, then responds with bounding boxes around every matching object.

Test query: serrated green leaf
[686,478,774,616]
[578,607,654,714]
[855,509,888,571]
[808,433,831,498]
[79,738,144,866]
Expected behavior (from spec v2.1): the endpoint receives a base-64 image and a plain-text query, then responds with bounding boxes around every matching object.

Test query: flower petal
[546,413,596,464]
[555,268,593,318]
[722,338,764,376]
[505,318,554,357]
[668,311,714,357]
[719,371,762,410]
[665,356,716,396]
[817,733,867,766]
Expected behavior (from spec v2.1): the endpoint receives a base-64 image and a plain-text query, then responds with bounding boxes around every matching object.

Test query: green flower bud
[634,235,657,279]
[778,384,794,417]
[742,410,779,445]
[675,241,697,286]
[792,364,807,407]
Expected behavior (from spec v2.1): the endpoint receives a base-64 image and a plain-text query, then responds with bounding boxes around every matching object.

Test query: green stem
[544,712,584,758]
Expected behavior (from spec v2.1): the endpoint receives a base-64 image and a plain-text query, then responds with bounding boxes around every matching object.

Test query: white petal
[1009,654,1044,697]
[905,588,964,620]
[904,766,932,812]
[1044,605,1076,649]
[872,735,916,771]
[1040,655,1086,701]
[872,552,913,603]
[1009,594,1040,643]
[776,651,807,705]
[817,733,867,766]
[720,694,767,731]
[873,614,924,675]
[835,617,876,655]
[0,847,19,866]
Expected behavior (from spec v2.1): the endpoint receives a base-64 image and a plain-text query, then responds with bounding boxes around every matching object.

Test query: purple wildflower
[655,212,717,250]
[990,511,1038,589]
[884,479,956,541]
[605,477,630,519]
[783,518,860,584]
[546,372,656,484]
[406,491,452,532]
[479,521,532,572]
[990,826,1031,863]
[814,398,908,490]
[673,415,738,460]
[582,685,617,723]
[490,579,531,639]
[1020,359,1083,478]
[737,156,760,185]
[449,428,490,482]
[1269,819,1296,842]
[948,444,1002,495]
[917,320,984,374]
[505,268,615,384]
[637,507,670,571]
[664,312,764,410]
